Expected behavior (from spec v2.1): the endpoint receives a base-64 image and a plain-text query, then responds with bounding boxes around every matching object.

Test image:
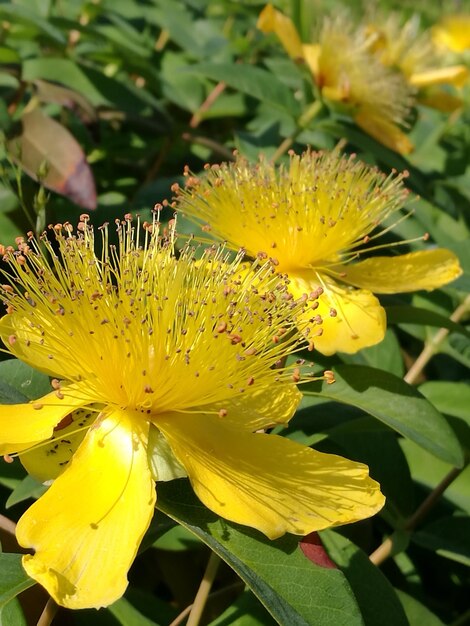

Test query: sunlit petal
[288,274,386,355]
[354,108,414,155]
[16,409,156,609]
[19,407,98,482]
[340,249,463,294]
[257,4,304,60]
[409,65,469,88]
[0,389,88,456]
[157,413,385,539]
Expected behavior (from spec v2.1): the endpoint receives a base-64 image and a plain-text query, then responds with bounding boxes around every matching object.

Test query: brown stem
[168,581,244,626]
[270,100,323,163]
[186,552,221,626]
[181,133,235,161]
[369,464,466,566]
[190,82,227,129]
[404,294,470,385]
[0,513,17,536]
[37,598,58,626]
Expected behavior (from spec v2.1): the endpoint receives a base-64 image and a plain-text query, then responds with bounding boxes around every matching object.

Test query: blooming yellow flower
[432,15,470,53]
[0,216,384,609]
[366,13,469,112]
[258,5,414,154]
[175,151,462,355]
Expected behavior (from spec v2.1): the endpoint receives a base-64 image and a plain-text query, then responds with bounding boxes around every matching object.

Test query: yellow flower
[0,217,384,609]
[432,15,470,53]
[175,151,462,355]
[258,5,414,154]
[366,13,469,112]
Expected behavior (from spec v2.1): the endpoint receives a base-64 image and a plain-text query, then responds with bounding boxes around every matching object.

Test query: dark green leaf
[0,359,51,403]
[0,4,65,44]
[0,597,27,626]
[395,590,444,626]
[6,475,46,509]
[0,554,35,608]
[209,591,278,626]
[386,306,470,339]
[321,530,409,626]
[157,480,363,626]
[413,516,470,566]
[304,365,464,467]
[182,64,300,117]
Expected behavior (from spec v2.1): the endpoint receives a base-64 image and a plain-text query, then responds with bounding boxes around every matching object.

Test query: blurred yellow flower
[258,4,414,154]
[0,217,384,609]
[176,151,462,355]
[432,14,470,53]
[366,13,469,112]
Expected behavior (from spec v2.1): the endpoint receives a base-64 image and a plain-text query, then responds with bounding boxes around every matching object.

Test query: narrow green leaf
[386,305,470,339]
[6,475,46,509]
[209,591,278,626]
[157,480,363,626]
[0,554,35,608]
[182,64,300,117]
[413,516,470,566]
[419,382,470,421]
[0,360,51,402]
[0,4,65,44]
[304,365,464,467]
[0,598,27,626]
[321,530,409,626]
[395,590,444,626]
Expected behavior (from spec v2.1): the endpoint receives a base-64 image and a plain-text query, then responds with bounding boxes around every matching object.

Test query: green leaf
[0,598,27,626]
[400,439,470,514]
[209,591,278,626]
[0,4,65,44]
[157,480,363,626]
[0,554,35,608]
[108,596,160,626]
[0,359,51,403]
[419,382,470,421]
[386,305,470,339]
[304,365,464,467]
[342,329,404,377]
[182,64,300,117]
[321,530,409,626]
[413,516,470,566]
[6,475,47,509]
[395,590,444,626]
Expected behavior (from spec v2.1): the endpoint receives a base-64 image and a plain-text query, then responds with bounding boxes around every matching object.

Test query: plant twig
[0,513,17,536]
[270,99,323,163]
[404,294,470,385]
[369,465,466,566]
[37,598,58,626]
[181,133,235,161]
[186,551,221,626]
[190,82,227,128]
[168,581,244,626]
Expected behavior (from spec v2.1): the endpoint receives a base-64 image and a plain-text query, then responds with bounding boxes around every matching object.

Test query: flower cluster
[175,150,462,355]
[0,216,384,608]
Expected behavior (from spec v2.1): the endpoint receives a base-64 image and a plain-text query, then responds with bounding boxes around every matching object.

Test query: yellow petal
[257,4,304,60]
[288,273,386,355]
[302,43,321,77]
[339,250,463,294]
[157,413,385,539]
[354,108,414,155]
[16,409,156,609]
[0,389,87,455]
[19,407,98,482]
[418,88,464,112]
[207,384,301,431]
[409,66,469,88]
[0,315,62,379]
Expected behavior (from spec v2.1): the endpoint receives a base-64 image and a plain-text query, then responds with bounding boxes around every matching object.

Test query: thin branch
[270,100,323,163]
[404,294,470,385]
[37,598,58,626]
[168,581,244,626]
[186,552,221,626]
[190,82,227,129]
[370,464,466,566]
[0,513,17,536]
[181,133,235,161]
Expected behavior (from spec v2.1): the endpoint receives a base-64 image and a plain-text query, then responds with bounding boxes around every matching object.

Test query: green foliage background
[0,0,469,624]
